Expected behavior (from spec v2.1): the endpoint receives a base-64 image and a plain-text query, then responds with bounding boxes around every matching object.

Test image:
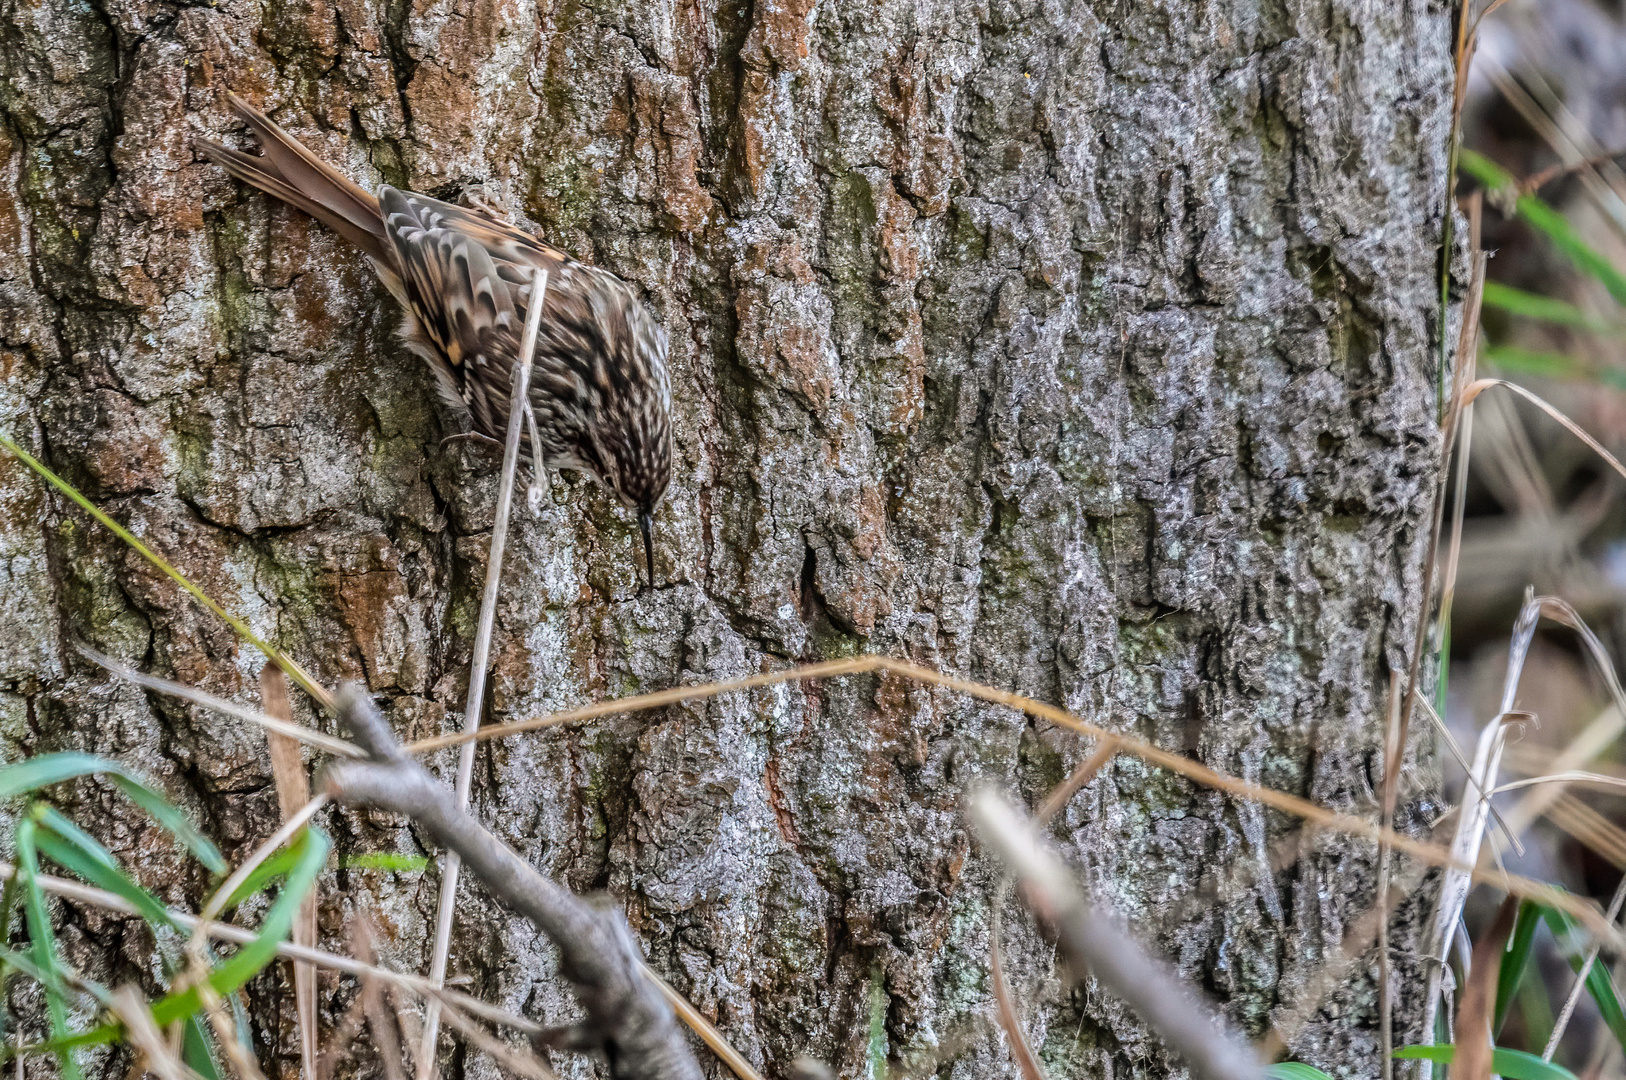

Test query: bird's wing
[377,187,568,430]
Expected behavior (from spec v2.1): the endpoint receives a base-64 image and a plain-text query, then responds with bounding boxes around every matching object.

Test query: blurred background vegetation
[1450,0,1626,1070]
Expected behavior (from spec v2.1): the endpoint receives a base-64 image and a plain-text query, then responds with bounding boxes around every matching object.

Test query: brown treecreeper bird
[198,93,672,586]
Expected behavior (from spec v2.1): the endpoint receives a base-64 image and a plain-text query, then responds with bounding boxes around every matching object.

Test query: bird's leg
[524,403,550,516]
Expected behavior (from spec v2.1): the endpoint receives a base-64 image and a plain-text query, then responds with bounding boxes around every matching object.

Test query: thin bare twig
[421,266,550,1078]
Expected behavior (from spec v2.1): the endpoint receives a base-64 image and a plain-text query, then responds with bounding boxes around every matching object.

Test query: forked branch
[317,685,702,1080]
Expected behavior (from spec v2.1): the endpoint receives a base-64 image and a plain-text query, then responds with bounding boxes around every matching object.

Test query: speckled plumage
[199,93,672,584]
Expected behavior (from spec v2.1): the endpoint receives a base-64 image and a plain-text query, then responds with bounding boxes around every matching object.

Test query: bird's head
[568,288,672,590]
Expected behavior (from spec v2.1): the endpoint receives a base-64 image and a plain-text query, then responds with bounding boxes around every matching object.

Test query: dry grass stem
[1422,595,1538,1047]
[1267,854,1435,1053]
[1034,737,1119,826]
[1460,380,1626,482]
[1503,704,1626,838]
[1454,896,1519,1080]
[77,646,361,759]
[1413,691,1520,852]
[1397,248,1486,790]
[432,1001,558,1080]
[635,964,765,1080]
[1379,670,1405,1080]
[1493,772,1626,795]
[193,795,328,938]
[323,686,702,1080]
[990,896,1047,1080]
[261,666,319,1080]
[420,265,551,1080]
[1546,794,1626,869]
[413,653,1613,935]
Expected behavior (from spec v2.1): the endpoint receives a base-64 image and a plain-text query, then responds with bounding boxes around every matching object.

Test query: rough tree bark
[0,0,1453,1074]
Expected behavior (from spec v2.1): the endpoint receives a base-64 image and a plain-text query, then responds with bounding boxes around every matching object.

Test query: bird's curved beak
[639,506,656,590]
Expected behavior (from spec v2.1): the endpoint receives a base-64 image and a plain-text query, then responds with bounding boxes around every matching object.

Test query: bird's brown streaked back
[198,93,674,587]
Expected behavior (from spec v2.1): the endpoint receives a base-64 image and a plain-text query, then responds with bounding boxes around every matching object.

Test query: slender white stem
[419,267,550,1080]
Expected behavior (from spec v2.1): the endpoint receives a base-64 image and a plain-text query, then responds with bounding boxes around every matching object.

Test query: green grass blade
[181,1013,224,1080]
[1482,345,1626,390]
[0,753,226,873]
[0,432,332,711]
[1497,899,1543,1034]
[1482,281,1626,335]
[0,752,121,800]
[1265,1065,1335,1079]
[16,815,84,1080]
[106,774,227,874]
[339,852,428,873]
[34,808,176,930]
[1395,1044,1578,1080]
[1541,906,1626,1051]
[38,827,331,1054]
[1458,149,1626,306]
[221,843,308,913]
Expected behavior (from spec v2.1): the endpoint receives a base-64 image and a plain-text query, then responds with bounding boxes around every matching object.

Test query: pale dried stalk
[192,795,329,939]
[635,964,765,1080]
[421,266,550,1079]
[1420,593,1541,1054]
[434,1000,558,1080]
[1394,248,1487,840]
[183,950,269,1080]
[990,897,1047,1080]
[1503,703,1626,838]
[107,985,202,1080]
[991,736,1121,1079]
[1034,737,1119,826]
[261,665,318,1080]
[79,646,361,759]
[1546,794,1626,869]
[1378,669,1405,1080]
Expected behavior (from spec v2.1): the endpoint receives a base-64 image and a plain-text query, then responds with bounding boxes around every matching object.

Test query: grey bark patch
[0,0,1451,1073]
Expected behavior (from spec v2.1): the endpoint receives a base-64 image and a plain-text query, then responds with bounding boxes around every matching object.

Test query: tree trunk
[0,0,1453,1074]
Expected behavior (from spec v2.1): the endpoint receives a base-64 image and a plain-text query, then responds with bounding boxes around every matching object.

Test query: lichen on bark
[0,0,1452,1074]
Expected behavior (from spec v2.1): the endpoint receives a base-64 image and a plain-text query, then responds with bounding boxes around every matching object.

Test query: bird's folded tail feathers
[197,93,390,266]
